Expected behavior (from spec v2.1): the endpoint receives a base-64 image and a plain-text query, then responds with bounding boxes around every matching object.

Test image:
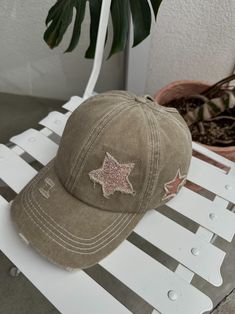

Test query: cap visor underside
[11,160,144,269]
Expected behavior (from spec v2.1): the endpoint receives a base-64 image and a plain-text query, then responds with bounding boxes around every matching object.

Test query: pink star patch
[89,152,135,198]
[162,169,187,201]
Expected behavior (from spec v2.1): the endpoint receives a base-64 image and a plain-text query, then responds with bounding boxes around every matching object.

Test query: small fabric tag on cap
[162,169,187,201]
[89,152,135,198]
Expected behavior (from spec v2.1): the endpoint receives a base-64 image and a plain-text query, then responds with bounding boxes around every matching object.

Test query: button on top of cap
[135,96,147,104]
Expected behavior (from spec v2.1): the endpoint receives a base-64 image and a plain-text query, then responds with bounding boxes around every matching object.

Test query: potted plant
[154,75,235,163]
[43,0,163,58]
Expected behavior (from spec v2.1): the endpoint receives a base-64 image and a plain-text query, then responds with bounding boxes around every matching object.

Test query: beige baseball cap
[11,91,192,270]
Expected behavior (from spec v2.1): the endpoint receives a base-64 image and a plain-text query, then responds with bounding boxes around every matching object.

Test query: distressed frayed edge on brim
[11,160,144,270]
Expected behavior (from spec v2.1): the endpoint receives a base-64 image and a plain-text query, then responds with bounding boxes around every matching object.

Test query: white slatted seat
[1,1,235,313]
[39,111,69,137]
[1,98,235,314]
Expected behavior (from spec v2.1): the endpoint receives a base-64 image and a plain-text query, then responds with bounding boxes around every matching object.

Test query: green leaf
[45,0,68,25]
[65,0,87,52]
[85,0,102,59]
[44,0,158,57]
[129,0,152,47]
[108,0,129,58]
[44,0,75,48]
[149,0,162,19]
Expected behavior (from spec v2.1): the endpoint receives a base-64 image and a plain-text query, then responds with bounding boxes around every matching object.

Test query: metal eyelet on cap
[144,95,154,102]
[135,95,154,104]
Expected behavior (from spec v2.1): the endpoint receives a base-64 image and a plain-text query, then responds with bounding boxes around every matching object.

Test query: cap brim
[11,160,144,270]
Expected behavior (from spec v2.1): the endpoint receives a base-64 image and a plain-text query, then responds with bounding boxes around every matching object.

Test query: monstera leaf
[44,0,162,58]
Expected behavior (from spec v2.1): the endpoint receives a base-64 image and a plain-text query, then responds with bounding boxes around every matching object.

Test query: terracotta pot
[154,80,235,164]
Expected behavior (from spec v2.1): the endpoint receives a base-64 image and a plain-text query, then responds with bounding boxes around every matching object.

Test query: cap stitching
[160,110,192,145]
[21,163,141,249]
[22,162,130,243]
[69,102,135,193]
[129,104,152,214]
[21,203,142,255]
[27,199,128,246]
[140,108,154,210]
[66,101,134,190]
[16,99,159,255]
[22,188,141,252]
[152,106,191,138]
[19,161,144,253]
[65,103,122,189]
[26,189,131,247]
[23,191,134,251]
[65,102,128,189]
[70,102,135,193]
[146,109,161,206]
[137,107,160,211]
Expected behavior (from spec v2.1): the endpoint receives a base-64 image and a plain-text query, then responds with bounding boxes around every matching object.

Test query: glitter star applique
[162,169,187,201]
[89,152,135,198]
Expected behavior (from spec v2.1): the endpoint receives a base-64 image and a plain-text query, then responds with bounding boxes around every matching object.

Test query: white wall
[0,0,124,100]
[127,0,235,96]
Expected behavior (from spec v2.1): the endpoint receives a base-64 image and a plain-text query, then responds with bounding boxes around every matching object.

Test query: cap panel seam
[71,101,136,193]
[65,102,128,189]
[158,110,192,144]
[67,102,133,191]
[139,107,160,210]
[147,109,161,205]
[150,106,191,137]
[137,106,153,212]
[134,106,155,212]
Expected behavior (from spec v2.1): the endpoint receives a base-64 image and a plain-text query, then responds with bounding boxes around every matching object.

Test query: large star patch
[89,152,135,198]
[162,169,187,201]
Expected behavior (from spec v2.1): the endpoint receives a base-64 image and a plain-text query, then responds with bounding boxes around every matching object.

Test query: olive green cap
[11,90,192,270]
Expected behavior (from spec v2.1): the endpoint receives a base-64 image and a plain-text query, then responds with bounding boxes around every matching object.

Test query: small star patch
[162,169,187,201]
[89,152,135,198]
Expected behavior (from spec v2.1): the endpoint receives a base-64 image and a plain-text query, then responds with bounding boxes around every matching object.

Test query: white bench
[0,94,235,313]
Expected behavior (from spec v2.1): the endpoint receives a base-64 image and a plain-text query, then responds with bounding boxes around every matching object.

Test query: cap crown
[55,91,192,213]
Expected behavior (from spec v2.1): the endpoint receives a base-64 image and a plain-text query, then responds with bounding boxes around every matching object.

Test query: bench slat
[168,187,235,242]
[39,112,68,136]
[63,96,84,112]
[192,142,234,168]
[0,144,37,193]
[134,210,225,286]
[10,129,58,166]
[188,157,235,203]
[101,241,213,314]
